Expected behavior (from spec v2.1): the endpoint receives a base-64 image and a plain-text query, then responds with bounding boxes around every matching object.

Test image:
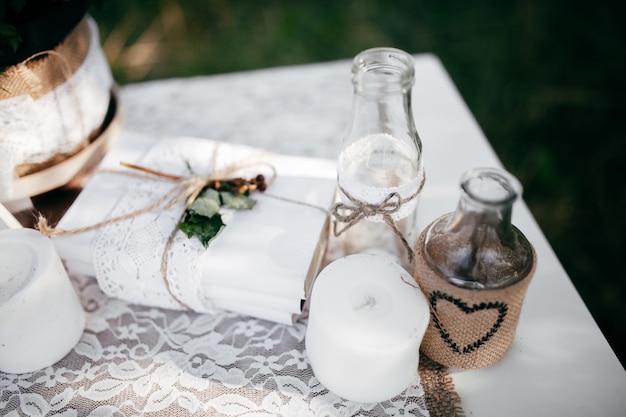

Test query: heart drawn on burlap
[429,291,508,355]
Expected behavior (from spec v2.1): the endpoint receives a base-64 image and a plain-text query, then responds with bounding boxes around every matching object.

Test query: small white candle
[305,253,430,403]
[0,228,85,374]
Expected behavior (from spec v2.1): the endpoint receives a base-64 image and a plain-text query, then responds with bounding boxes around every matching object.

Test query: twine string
[36,152,331,310]
[19,49,86,140]
[331,171,425,264]
[402,274,447,334]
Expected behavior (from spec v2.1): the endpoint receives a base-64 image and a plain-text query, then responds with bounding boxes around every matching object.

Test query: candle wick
[355,296,378,310]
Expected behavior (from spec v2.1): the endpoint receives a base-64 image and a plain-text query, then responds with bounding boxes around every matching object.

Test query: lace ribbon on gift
[37,150,278,310]
[37,145,330,311]
[331,171,426,263]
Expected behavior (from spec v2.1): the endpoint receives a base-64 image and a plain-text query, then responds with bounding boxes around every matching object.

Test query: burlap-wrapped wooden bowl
[0,14,119,203]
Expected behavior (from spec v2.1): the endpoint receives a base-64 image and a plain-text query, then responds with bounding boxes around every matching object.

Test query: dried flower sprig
[177,174,267,248]
[119,161,268,248]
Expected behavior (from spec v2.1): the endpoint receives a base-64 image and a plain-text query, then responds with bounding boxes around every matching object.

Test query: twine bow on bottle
[332,188,402,232]
[331,184,421,264]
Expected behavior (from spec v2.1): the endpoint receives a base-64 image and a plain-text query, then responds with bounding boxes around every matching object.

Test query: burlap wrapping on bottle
[414,226,536,370]
[0,17,90,100]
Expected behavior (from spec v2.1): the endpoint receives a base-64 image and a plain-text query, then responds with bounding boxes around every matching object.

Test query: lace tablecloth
[1,268,464,416]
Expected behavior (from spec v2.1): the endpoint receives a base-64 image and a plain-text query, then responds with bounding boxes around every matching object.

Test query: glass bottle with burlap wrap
[332,47,424,267]
[415,167,536,369]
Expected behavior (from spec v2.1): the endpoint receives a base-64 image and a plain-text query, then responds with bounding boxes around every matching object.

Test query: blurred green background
[88,0,625,365]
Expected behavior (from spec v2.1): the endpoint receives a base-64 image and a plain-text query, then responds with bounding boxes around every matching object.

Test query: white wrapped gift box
[53,131,337,324]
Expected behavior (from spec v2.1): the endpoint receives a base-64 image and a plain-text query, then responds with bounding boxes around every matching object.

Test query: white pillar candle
[305,253,430,403]
[0,228,85,374]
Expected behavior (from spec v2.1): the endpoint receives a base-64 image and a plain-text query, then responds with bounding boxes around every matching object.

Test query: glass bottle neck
[450,167,519,243]
[351,47,415,93]
[346,90,419,147]
[342,47,421,157]
[447,189,516,245]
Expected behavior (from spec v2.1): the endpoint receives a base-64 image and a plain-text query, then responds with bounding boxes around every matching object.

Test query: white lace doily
[0,16,113,201]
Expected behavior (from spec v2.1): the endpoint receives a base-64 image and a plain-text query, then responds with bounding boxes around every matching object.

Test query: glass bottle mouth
[460,167,522,207]
[352,47,415,93]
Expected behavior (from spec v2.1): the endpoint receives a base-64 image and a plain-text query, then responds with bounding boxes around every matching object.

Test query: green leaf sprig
[178,174,267,247]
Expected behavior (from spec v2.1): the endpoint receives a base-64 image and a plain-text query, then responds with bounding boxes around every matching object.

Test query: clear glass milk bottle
[333,47,424,266]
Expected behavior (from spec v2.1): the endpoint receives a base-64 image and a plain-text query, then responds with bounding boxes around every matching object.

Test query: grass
[89,0,626,366]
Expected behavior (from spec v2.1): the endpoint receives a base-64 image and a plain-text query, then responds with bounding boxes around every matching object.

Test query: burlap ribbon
[418,354,466,417]
[1,17,90,100]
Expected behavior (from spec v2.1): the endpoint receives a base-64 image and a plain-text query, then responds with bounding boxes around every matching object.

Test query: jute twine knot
[331,172,425,264]
[333,189,402,227]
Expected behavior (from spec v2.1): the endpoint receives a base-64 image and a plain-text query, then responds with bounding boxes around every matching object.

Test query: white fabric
[0,17,113,201]
[55,133,337,324]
